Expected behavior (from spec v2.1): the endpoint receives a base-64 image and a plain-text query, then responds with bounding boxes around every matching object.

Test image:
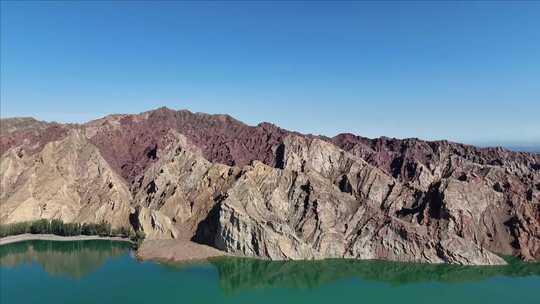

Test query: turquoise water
[1,240,539,304]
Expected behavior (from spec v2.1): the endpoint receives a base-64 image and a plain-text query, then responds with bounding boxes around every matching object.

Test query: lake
[1,240,539,304]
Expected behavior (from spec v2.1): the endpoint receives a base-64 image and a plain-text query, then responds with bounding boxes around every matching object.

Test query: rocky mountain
[1,107,539,265]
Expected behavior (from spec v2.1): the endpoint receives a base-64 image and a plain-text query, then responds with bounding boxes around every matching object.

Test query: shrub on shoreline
[0,219,134,239]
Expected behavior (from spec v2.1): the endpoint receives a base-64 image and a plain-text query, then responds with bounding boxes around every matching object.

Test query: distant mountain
[1,107,539,265]
[505,146,540,154]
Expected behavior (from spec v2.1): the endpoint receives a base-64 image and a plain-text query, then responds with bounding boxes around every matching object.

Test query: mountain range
[1,107,539,265]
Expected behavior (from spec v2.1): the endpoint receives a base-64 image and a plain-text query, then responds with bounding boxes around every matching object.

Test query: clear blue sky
[1,1,539,146]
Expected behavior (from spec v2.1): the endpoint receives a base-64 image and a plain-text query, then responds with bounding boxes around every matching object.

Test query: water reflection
[0,240,129,279]
[209,257,540,293]
[1,240,539,292]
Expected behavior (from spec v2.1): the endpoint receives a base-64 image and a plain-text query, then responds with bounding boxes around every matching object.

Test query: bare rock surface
[213,137,506,265]
[1,107,538,265]
[1,130,132,228]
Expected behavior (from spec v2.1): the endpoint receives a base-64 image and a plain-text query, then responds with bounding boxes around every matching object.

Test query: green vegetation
[0,219,135,239]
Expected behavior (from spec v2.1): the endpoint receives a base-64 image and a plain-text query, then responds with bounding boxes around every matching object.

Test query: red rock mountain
[1,107,539,265]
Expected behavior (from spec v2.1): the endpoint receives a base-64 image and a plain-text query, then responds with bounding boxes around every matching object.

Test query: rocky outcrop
[129,132,242,240]
[129,206,179,239]
[84,107,292,184]
[213,137,506,265]
[0,130,132,229]
[0,117,70,157]
[1,107,538,265]
[332,133,540,261]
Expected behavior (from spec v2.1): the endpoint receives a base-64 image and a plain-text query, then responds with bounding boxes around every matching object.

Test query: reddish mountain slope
[2,107,538,264]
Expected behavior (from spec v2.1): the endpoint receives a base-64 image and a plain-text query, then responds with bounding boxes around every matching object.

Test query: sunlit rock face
[0,130,132,229]
[1,107,539,265]
[213,137,507,265]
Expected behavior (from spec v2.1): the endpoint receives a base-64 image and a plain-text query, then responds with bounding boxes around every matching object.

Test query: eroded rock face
[213,137,506,265]
[84,107,292,184]
[129,206,179,239]
[0,130,132,228]
[0,118,71,157]
[129,132,241,240]
[1,107,538,265]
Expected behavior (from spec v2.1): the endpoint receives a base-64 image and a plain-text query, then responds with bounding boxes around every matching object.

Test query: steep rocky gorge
[1,107,539,265]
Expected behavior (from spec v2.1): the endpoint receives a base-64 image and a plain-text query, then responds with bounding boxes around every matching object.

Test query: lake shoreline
[2,239,539,304]
[3,235,532,267]
[0,235,227,264]
[136,239,228,263]
[0,233,132,246]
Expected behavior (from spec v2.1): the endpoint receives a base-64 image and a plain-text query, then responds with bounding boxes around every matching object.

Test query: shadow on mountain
[210,257,540,294]
[0,240,130,279]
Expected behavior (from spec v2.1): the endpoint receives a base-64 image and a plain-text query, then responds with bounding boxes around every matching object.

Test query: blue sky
[1,1,539,146]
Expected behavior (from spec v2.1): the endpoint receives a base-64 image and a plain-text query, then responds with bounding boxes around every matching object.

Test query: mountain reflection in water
[208,257,540,293]
[2,240,539,304]
[1,240,539,292]
[0,240,129,278]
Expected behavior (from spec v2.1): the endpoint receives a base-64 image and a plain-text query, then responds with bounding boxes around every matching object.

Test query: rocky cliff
[1,107,539,265]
